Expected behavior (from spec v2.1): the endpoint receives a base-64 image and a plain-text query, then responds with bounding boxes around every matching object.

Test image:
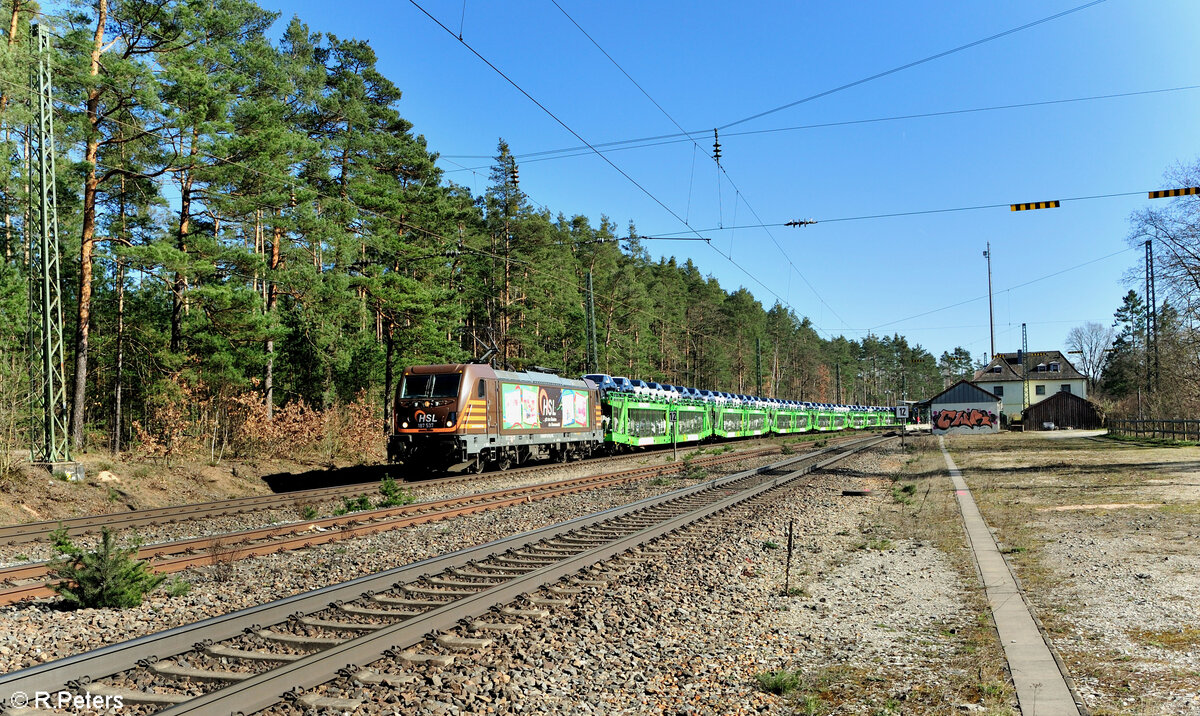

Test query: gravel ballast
[264,444,1006,715]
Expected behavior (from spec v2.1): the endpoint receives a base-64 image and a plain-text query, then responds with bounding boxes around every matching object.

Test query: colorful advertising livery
[501,384,589,430]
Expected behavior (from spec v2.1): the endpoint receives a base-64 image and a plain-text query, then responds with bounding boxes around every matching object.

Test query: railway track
[0,443,795,604]
[0,435,863,547]
[0,434,890,716]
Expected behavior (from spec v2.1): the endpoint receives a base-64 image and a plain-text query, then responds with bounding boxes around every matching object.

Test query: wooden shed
[1022,391,1103,430]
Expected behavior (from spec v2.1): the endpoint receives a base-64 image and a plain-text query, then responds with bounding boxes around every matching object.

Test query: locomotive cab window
[477,379,486,398]
[401,373,462,398]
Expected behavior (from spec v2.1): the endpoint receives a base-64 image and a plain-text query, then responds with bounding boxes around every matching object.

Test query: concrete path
[939,437,1082,716]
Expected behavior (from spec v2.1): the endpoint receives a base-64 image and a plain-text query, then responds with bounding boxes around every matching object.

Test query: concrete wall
[931,399,1002,435]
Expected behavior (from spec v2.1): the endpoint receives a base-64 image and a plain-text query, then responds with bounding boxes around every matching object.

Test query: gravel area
[266,444,1001,715]
[1033,512,1200,714]
[943,432,1200,715]
[0,450,786,673]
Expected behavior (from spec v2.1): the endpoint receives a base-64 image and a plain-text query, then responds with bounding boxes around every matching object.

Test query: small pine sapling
[48,527,165,609]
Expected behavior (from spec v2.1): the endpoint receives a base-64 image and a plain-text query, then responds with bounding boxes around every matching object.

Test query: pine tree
[49,527,166,609]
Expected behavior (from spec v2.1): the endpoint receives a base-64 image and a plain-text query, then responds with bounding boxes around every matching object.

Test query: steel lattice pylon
[27,24,69,463]
[1021,323,1030,413]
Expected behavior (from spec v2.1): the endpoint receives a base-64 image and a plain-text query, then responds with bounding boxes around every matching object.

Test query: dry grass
[1127,626,1200,651]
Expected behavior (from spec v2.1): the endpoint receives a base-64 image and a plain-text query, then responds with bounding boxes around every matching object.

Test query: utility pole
[27,25,78,478]
[984,242,995,358]
[835,361,841,404]
[585,270,599,373]
[755,336,762,396]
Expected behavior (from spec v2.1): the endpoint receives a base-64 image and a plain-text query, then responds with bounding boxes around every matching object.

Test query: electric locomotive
[389,363,602,473]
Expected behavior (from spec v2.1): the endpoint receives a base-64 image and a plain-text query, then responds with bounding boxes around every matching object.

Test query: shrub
[294,498,319,522]
[206,538,237,583]
[333,495,374,516]
[377,477,415,508]
[48,527,165,609]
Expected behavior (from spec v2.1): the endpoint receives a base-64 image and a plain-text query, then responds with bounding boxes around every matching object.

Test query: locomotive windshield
[401,373,461,398]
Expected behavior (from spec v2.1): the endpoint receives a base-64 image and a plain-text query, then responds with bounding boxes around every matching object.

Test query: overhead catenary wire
[546,0,851,330]
[640,190,1154,237]
[26,88,1141,381]
[716,0,1109,131]
[406,0,814,330]
[440,84,1200,165]
[1,60,1159,318]
[861,246,1137,333]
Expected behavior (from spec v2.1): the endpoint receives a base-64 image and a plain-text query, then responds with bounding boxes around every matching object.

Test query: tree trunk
[0,0,21,116]
[1,3,21,257]
[171,126,198,352]
[265,219,281,420]
[70,0,107,452]
[384,320,394,434]
[114,257,124,454]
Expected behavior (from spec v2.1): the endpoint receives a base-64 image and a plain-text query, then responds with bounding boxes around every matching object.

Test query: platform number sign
[895,405,909,420]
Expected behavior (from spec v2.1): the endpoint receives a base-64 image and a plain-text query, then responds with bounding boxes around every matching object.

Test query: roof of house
[971,350,1086,383]
[924,379,1001,406]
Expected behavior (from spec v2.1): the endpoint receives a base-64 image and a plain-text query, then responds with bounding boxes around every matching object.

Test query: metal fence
[1107,418,1200,441]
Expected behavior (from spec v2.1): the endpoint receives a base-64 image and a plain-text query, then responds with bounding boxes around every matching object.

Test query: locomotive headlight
[446,419,455,427]
[401,421,409,429]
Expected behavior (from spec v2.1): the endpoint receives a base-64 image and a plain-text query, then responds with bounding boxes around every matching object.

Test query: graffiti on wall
[932,408,997,434]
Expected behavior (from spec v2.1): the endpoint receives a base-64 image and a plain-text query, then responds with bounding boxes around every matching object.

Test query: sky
[265,0,1199,364]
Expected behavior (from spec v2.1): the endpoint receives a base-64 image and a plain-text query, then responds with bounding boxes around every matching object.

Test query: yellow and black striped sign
[1010,200,1060,211]
[1149,187,1200,199]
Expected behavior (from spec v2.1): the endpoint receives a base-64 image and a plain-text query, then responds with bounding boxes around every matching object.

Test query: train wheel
[496,451,512,471]
[467,457,485,474]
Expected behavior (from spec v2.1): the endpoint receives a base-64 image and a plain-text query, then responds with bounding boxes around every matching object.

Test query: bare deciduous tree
[1066,321,1114,392]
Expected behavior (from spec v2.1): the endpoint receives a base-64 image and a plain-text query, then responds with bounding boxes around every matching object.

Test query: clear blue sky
[270,0,1199,363]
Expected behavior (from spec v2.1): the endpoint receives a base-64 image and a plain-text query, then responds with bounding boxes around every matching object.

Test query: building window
[1035,385,1046,396]
[1035,363,1047,372]
[1060,384,1071,393]
[991,365,1002,373]
[1049,362,1060,372]
[993,386,1004,396]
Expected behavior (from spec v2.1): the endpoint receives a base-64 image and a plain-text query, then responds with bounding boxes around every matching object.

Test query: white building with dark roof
[971,350,1087,418]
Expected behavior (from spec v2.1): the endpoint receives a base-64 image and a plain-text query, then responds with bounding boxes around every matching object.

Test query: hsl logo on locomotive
[414,410,438,428]
[538,388,558,421]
